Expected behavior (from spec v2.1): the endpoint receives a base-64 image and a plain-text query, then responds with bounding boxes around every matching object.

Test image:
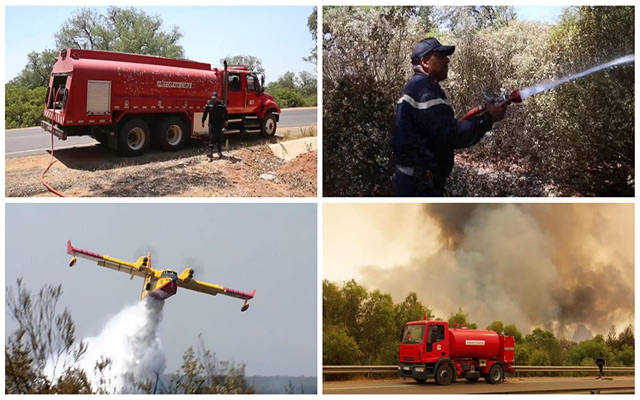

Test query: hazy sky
[5,203,317,377]
[5,5,316,83]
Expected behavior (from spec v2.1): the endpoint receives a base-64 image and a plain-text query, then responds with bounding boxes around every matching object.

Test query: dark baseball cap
[411,38,455,64]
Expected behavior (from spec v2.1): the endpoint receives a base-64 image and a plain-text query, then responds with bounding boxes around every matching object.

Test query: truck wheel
[156,117,187,151]
[435,364,453,385]
[118,119,151,156]
[413,378,426,384]
[260,112,277,137]
[486,364,504,384]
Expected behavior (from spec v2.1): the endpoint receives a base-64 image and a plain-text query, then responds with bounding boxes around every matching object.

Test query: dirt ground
[5,137,317,197]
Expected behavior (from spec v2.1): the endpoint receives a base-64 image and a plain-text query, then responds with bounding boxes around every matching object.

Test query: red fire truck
[398,318,515,385]
[42,49,281,156]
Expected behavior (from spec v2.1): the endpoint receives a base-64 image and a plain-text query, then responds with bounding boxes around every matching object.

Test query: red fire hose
[41,87,66,197]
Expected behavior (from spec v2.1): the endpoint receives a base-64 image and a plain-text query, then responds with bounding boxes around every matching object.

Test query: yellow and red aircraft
[67,240,255,311]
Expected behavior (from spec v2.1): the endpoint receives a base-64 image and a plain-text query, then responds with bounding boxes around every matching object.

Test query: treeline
[323,280,635,369]
[5,278,253,394]
[323,6,634,196]
[267,71,317,108]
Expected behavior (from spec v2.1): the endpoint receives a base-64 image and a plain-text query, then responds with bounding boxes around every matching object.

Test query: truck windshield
[402,325,425,344]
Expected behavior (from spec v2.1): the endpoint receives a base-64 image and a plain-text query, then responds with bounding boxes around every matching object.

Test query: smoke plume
[53,297,167,393]
[357,204,634,340]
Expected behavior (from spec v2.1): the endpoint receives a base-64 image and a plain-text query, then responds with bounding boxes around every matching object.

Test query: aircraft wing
[67,240,148,278]
[177,278,256,301]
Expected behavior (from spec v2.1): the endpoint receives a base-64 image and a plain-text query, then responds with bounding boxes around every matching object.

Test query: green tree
[340,280,368,340]
[447,307,477,329]
[616,345,634,366]
[10,49,59,89]
[394,292,432,338]
[359,290,397,364]
[616,325,634,349]
[565,335,609,366]
[529,349,551,366]
[433,6,516,31]
[221,55,265,74]
[5,85,48,129]
[5,278,90,394]
[323,325,362,365]
[304,7,317,64]
[298,70,317,97]
[486,321,504,334]
[524,328,563,365]
[169,337,253,394]
[55,7,184,58]
[322,280,346,327]
[504,324,524,344]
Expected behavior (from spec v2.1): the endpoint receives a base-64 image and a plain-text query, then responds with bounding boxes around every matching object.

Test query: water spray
[461,54,635,120]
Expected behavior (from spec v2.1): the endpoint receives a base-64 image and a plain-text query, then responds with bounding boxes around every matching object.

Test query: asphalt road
[5,107,317,159]
[323,376,635,394]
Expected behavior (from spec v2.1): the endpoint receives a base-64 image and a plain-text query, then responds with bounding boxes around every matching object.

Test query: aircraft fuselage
[142,270,179,300]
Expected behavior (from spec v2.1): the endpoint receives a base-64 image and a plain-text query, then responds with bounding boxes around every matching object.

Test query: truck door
[226,72,244,114]
[245,73,260,114]
[425,323,448,362]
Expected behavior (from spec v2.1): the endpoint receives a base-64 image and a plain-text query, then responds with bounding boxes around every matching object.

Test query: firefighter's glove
[486,102,506,123]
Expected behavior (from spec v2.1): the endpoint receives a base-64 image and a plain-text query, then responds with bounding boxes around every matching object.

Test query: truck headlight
[414,367,425,373]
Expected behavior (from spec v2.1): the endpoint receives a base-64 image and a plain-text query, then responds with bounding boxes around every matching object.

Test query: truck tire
[156,117,188,151]
[486,364,504,384]
[118,119,151,156]
[435,364,453,385]
[260,112,277,137]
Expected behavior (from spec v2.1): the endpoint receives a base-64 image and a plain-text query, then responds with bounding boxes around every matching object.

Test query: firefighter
[596,352,605,379]
[201,92,228,159]
[392,37,507,197]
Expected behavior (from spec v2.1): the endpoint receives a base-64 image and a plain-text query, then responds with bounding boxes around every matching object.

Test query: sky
[514,6,566,24]
[324,203,634,342]
[4,5,316,83]
[5,203,317,377]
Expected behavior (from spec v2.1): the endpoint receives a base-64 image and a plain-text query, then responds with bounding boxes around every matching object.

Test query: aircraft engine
[179,268,194,282]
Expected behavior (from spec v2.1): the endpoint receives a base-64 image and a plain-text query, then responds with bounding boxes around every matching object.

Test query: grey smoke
[359,204,634,340]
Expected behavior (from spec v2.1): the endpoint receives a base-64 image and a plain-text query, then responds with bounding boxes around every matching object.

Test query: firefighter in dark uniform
[201,91,228,159]
[392,38,507,196]
[596,352,605,379]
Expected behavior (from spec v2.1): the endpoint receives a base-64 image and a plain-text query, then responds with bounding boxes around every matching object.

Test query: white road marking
[6,143,97,156]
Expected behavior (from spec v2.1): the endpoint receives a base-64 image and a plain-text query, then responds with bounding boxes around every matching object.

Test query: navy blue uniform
[202,99,228,154]
[392,72,493,196]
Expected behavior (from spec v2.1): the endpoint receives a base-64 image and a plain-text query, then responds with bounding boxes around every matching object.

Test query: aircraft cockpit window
[161,270,177,278]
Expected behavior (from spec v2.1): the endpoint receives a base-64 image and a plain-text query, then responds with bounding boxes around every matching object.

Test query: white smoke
[50,297,167,393]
